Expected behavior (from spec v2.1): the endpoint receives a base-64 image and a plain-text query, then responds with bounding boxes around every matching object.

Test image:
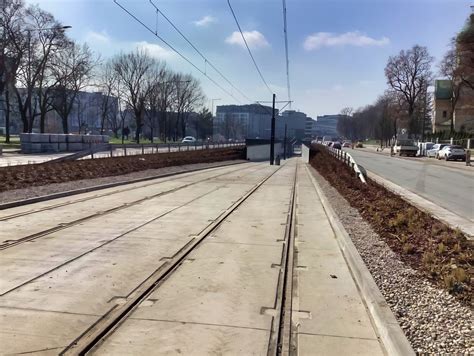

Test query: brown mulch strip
[0,148,245,193]
[309,144,472,305]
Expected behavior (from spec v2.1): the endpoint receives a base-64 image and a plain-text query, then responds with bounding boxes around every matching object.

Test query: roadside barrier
[326,146,367,184]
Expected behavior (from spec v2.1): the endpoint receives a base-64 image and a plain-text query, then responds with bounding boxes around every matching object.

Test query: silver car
[426,143,448,158]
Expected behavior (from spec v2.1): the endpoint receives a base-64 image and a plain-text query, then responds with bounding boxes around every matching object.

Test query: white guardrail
[326,146,367,184]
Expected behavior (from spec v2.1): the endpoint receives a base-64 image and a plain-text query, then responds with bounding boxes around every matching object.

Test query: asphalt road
[346,149,474,222]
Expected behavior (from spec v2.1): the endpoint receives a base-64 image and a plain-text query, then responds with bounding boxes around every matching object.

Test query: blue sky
[26,0,473,118]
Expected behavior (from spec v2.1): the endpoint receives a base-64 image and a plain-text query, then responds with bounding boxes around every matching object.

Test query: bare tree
[157,70,175,142]
[50,42,95,134]
[144,62,167,142]
[1,0,27,141]
[112,50,156,143]
[385,45,433,136]
[439,46,462,133]
[339,107,353,117]
[456,13,474,91]
[172,73,204,139]
[96,61,119,135]
[12,5,68,132]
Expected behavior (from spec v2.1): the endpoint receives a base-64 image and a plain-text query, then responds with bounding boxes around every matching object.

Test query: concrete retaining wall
[246,143,283,161]
[302,143,310,163]
[20,134,109,153]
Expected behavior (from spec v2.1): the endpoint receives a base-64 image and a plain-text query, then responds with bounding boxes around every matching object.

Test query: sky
[24,0,473,119]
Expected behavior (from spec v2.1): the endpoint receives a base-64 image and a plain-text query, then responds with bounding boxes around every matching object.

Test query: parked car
[332,142,342,149]
[417,142,434,156]
[426,143,448,158]
[394,139,418,157]
[437,145,466,161]
[181,136,196,143]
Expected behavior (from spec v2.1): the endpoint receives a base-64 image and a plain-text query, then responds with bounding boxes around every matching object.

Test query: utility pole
[270,93,276,165]
[283,123,287,159]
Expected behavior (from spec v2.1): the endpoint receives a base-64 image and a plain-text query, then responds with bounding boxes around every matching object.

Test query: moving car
[342,141,351,148]
[394,139,418,157]
[437,145,466,161]
[332,142,342,149]
[181,136,196,143]
[426,143,448,158]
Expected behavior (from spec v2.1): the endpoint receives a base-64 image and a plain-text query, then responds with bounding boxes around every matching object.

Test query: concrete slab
[87,162,296,354]
[0,307,98,355]
[92,319,270,356]
[298,333,384,356]
[292,162,385,354]
[0,162,278,354]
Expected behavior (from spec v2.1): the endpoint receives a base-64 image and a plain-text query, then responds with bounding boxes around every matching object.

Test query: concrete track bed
[0,147,245,193]
[309,144,472,305]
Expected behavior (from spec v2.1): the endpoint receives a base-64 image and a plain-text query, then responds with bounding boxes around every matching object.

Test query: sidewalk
[294,162,387,355]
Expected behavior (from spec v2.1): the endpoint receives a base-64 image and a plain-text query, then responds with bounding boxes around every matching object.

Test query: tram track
[0,163,265,250]
[267,164,297,356]
[59,164,285,356]
[0,162,253,221]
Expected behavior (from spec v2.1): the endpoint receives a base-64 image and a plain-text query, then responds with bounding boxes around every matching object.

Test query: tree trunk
[62,115,69,134]
[15,91,29,133]
[135,110,142,144]
[5,89,11,143]
[40,109,46,133]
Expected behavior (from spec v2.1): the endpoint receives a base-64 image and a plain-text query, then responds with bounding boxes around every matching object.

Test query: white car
[181,136,196,143]
[437,145,466,161]
[426,144,448,158]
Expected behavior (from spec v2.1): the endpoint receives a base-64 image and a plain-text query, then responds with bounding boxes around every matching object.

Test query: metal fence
[103,141,245,159]
[325,145,367,184]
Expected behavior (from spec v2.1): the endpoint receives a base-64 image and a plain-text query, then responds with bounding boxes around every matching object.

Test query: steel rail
[267,164,298,356]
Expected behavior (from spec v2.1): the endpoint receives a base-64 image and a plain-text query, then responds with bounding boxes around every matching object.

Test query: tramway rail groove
[267,165,297,356]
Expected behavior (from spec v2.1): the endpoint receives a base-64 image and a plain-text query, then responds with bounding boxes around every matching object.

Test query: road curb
[366,170,474,239]
[305,165,415,356]
[0,160,246,210]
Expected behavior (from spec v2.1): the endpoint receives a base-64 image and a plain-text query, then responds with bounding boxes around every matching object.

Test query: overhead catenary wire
[227,0,273,96]
[148,0,253,103]
[282,0,291,108]
[113,0,241,104]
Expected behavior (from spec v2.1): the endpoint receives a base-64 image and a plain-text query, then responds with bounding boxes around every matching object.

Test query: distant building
[314,115,341,137]
[214,105,314,141]
[0,89,119,134]
[214,104,277,140]
[276,110,311,142]
[432,79,474,133]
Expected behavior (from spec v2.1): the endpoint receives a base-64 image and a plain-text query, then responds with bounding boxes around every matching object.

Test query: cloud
[193,15,217,27]
[225,30,270,49]
[134,41,175,59]
[303,31,389,51]
[85,30,111,44]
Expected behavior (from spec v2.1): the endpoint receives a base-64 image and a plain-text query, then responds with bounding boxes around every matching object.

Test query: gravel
[0,160,246,205]
[310,168,473,354]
